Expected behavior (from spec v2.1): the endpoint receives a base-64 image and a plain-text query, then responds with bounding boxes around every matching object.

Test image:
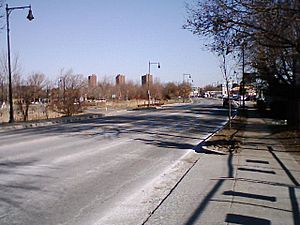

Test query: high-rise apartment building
[88,74,97,88]
[141,74,153,86]
[116,74,125,85]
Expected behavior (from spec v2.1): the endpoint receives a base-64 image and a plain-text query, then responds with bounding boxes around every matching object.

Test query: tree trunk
[294,0,300,130]
[296,98,300,130]
[288,54,300,130]
[295,67,300,130]
[226,81,232,129]
[24,104,29,121]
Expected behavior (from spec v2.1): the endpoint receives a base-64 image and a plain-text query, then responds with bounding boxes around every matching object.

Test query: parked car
[222,97,239,108]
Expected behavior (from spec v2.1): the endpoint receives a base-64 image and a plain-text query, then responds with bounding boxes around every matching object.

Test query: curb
[141,113,229,224]
[131,106,158,111]
[0,113,104,132]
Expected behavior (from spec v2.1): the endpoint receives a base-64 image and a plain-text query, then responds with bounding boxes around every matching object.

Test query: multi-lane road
[0,99,230,225]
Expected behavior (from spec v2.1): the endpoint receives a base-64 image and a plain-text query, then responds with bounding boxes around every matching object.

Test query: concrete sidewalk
[144,107,300,225]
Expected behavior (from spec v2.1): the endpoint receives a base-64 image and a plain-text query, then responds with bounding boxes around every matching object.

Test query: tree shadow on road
[135,138,195,150]
[2,105,229,152]
[0,158,54,215]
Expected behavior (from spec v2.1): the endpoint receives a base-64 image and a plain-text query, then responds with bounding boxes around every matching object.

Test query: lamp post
[147,61,160,107]
[6,4,34,123]
[183,73,192,83]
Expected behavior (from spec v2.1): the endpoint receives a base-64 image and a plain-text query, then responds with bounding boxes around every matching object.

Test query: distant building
[88,74,97,88]
[116,74,125,85]
[141,74,153,86]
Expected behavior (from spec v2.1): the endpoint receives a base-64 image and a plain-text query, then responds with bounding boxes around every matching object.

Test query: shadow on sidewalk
[268,146,300,225]
[183,150,273,225]
[183,152,233,225]
[225,214,271,225]
[182,106,300,225]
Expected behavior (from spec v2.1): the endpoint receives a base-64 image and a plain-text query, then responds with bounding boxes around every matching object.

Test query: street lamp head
[158,63,160,69]
[27,8,34,21]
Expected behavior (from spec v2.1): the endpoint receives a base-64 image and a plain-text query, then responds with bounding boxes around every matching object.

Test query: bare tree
[98,76,114,100]
[28,73,48,102]
[13,73,48,121]
[118,84,126,100]
[178,82,192,102]
[0,0,4,27]
[184,0,300,52]
[0,52,7,105]
[53,69,86,116]
[0,72,6,106]
[14,81,31,121]
[184,0,300,128]
[125,81,141,100]
[163,82,180,99]
[0,52,22,104]
[151,78,164,101]
[220,48,233,129]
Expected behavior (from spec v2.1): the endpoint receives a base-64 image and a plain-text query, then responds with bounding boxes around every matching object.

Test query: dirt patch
[271,126,300,164]
[202,116,246,153]
[277,130,300,152]
[203,108,300,159]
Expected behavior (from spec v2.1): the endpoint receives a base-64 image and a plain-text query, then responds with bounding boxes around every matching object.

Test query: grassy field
[0,99,183,123]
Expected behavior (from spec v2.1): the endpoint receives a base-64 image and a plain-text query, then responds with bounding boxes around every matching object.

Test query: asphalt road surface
[0,99,230,225]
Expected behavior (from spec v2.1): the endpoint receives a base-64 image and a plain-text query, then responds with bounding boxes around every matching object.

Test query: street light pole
[6,4,34,123]
[147,61,160,107]
[183,73,191,83]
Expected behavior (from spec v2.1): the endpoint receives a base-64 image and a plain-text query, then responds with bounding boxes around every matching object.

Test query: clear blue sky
[0,0,223,86]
